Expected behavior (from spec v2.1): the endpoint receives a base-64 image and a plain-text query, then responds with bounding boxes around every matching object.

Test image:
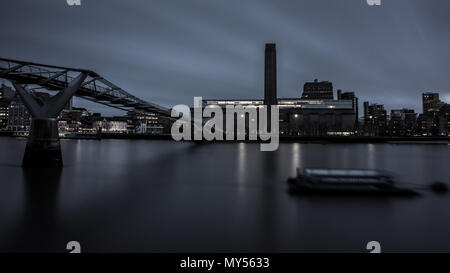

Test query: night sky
[1,0,449,116]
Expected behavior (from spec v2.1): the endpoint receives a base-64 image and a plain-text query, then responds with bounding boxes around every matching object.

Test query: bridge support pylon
[11,73,87,168]
[22,118,62,168]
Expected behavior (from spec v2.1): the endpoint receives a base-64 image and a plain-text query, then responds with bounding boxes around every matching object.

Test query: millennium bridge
[0,57,172,168]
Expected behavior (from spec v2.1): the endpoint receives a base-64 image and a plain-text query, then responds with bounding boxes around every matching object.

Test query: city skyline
[1,0,450,116]
[1,77,448,119]
[1,0,450,257]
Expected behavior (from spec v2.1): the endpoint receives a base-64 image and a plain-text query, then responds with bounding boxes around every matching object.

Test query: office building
[422,92,440,113]
[6,91,52,134]
[126,111,167,134]
[7,96,31,134]
[364,102,387,136]
[417,103,450,136]
[58,107,94,133]
[0,100,8,130]
[417,92,449,136]
[388,109,417,136]
[0,84,15,130]
[337,90,359,125]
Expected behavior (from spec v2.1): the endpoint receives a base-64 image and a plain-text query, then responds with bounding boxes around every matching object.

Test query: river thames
[0,137,449,253]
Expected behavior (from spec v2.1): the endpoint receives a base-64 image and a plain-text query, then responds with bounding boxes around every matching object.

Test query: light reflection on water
[0,137,450,252]
[291,143,301,176]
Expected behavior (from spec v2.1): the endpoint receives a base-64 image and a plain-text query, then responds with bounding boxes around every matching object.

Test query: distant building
[301,79,333,100]
[440,104,450,136]
[201,45,358,137]
[418,104,450,137]
[417,92,449,136]
[134,122,164,135]
[203,99,356,137]
[422,92,440,113]
[198,45,361,138]
[1,85,169,135]
[388,109,417,136]
[93,117,128,133]
[7,91,53,134]
[278,99,356,136]
[58,107,94,133]
[126,111,166,134]
[0,101,9,130]
[7,96,31,134]
[417,115,431,137]
[0,84,15,130]
[364,102,387,136]
[337,90,359,125]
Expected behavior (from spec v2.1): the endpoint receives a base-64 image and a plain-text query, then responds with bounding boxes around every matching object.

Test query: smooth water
[0,137,449,252]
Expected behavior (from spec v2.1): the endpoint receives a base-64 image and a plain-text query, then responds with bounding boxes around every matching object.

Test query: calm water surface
[0,137,449,252]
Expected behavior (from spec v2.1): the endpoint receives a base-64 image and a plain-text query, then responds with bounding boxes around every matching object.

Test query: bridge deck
[0,58,170,117]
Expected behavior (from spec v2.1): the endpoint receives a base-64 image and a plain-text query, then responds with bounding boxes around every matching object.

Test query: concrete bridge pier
[22,118,62,168]
[12,73,87,168]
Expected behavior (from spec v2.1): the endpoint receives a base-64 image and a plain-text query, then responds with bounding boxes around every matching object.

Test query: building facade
[0,84,14,130]
[7,98,31,134]
[93,117,128,133]
[301,79,333,100]
[422,92,440,113]
[363,102,387,136]
[203,99,356,137]
[126,111,166,134]
[388,109,417,136]
[338,90,359,126]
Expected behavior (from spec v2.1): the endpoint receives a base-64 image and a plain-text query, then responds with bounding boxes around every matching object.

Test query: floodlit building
[200,44,357,138]
[203,98,356,137]
[93,117,128,133]
[126,111,166,134]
